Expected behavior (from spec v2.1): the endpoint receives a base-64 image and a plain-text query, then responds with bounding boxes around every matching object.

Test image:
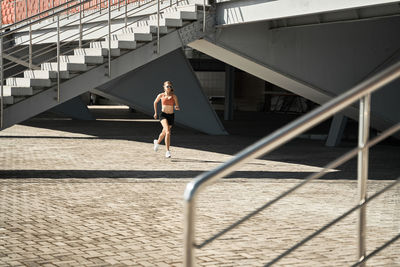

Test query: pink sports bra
[161,94,175,106]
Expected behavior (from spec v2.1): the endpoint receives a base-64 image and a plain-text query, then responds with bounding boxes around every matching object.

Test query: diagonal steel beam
[3,53,40,70]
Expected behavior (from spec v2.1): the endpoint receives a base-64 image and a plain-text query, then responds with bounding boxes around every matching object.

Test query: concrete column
[224,64,234,120]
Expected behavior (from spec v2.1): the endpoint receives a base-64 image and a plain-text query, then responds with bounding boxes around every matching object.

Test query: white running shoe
[165,151,171,158]
[153,140,159,152]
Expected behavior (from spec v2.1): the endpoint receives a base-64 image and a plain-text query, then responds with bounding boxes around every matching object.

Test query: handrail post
[57,14,60,102]
[184,185,196,267]
[0,0,3,129]
[156,0,160,54]
[0,36,3,129]
[29,23,32,68]
[79,0,83,47]
[124,0,127,28]
[14,0,17,23]
[25,0,32,69]
[25,0,28,19]
[357,93,371,266]
[202,0,205,32]
[67,0,70,19]
[107,0,111,77]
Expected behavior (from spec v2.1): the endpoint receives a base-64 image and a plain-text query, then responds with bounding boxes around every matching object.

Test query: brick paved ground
[0,106,399,266]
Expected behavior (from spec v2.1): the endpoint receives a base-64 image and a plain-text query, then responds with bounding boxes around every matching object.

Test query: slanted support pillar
[224,64,234,120]
[325,113,348,147]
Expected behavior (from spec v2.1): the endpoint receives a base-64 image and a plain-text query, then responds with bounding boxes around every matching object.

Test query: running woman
[153,81,180,158]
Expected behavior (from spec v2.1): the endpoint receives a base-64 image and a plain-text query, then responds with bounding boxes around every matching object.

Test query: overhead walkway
[216,0,400,26]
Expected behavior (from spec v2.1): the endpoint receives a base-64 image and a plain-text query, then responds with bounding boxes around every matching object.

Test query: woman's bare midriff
[162,105,174,114]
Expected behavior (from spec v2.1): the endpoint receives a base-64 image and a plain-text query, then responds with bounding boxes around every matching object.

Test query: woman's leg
[165,125,172,150]
[160,119,171,151]
[157,128,166,144]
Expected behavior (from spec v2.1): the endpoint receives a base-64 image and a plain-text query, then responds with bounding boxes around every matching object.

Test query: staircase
[0,0,211,129]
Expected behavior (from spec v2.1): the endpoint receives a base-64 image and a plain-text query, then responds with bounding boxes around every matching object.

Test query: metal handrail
[184,61,400,266]
[2,0,184,71]
[1,0,201,70]
[0,0,92,34]
[2,0,108,73]
[16,0,169,68]
[3,0,166,78]
[193,122,400,250]
[1,0,161,70]
[351,232,400,267]
[266,177,399,266]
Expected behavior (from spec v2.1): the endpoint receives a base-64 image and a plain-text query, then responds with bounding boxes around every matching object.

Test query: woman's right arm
[153,94,161,119]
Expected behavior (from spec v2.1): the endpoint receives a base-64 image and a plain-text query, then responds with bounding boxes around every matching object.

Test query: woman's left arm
[174,95,180,110]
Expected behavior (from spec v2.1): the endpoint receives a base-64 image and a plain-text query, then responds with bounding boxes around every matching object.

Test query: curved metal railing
[184,61,400,266]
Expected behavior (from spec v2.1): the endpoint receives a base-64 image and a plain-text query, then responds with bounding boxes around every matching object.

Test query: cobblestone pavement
[0,107,399,266]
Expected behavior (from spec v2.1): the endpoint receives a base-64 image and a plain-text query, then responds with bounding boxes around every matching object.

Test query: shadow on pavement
[12,107,399,181]
[0,169,396,180]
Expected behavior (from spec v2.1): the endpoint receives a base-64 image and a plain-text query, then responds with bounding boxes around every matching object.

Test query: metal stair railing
[1,0,154,72]
[1,0,142,127]
[0,0,209,128]
[183,61,400,267]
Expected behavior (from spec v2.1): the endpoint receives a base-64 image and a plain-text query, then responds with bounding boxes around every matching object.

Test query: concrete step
[0,95,14,105]
[175,3,211,12]
[90,40,137,50]
[107,33,153,42]
[6,77,52,87]
[123,25,169,35]
[2,86,33,96]
[148,17,183,28]
[165,10,199,20]
[60,55,104,65]
[24,70,70,80]
[41,62,88,72]
[180,0,210,6]
[166,4,197,13]
[74,48,121,57]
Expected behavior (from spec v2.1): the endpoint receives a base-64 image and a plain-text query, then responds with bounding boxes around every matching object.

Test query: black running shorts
[159,112,175,126]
